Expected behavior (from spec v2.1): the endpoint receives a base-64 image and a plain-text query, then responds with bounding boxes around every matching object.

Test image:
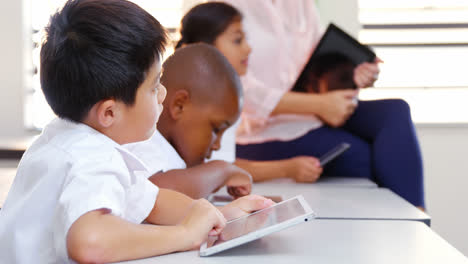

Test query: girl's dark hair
[176,2,242,49]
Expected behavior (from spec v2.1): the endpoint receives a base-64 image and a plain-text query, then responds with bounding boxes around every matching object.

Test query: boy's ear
[168,89,190,120]
[96,99,118,128]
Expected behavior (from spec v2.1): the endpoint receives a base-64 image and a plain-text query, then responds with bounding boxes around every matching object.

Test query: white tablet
[199,195,315,257]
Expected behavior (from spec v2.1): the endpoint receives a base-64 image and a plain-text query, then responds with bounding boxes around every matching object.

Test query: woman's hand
[316,90,358,127]
[353,58,383,88]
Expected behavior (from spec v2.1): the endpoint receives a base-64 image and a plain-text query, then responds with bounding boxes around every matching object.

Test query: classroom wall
[0,0,33,138]
[316,0,361,38]
[417,126,468,256]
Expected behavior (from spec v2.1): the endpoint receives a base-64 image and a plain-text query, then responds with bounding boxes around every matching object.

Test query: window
[26,1,468,127]
[27,0,203,129]
[357,0,468,123]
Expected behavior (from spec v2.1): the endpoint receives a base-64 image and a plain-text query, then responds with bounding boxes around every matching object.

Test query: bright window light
[358,0,468,124]
[27,0,203,129]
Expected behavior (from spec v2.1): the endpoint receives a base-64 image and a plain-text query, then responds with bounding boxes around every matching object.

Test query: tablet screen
[205,197,307,249]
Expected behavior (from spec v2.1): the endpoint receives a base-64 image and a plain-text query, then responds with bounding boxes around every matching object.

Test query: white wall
[0,0,33,138]
[317,0,361,38]
[417,125,468,256]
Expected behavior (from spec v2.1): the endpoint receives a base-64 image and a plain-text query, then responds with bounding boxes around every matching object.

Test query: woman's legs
[342,99,425,207]
[236,99,425,207]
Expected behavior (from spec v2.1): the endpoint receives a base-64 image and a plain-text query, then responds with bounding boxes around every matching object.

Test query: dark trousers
[236,99,425,208]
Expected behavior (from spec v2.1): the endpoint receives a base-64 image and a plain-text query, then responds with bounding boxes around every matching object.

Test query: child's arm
[144,188,203,225]
[235,157,323,183]
[67,190,226,263]
[149,160,252,199]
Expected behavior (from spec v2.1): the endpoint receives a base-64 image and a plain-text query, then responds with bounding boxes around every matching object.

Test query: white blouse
[220,0,325,144]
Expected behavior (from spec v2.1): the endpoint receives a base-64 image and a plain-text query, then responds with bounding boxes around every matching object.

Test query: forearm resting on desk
[145,188,194,225]
[67,209,192,263]
[67,189,226,263]
[149,160,250,199]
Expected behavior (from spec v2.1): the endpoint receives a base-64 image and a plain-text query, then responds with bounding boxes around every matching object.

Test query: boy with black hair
[0,1,272,263]
[126,43,253,199]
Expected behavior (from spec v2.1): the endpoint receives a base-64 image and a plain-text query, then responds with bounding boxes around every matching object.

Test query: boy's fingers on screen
[240,195,275,211]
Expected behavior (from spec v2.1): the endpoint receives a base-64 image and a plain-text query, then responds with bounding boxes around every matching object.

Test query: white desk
[116,220,467,264]
[249,181,431,225]
[264,177,378,188]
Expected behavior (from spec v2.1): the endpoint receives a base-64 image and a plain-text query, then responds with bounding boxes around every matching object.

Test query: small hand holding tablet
[200,195,315,257]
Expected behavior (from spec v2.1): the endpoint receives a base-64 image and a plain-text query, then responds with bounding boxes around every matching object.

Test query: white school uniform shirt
[0,118,159,264]
[124,130,186,175]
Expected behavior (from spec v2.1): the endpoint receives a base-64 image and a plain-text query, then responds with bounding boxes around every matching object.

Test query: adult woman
[179,1,425,208]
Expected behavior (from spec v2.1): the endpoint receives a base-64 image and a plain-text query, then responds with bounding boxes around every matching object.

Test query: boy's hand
[219,194,275,221]
[179,199,226,250]
[286,156,323,183]
[225,166,253,199]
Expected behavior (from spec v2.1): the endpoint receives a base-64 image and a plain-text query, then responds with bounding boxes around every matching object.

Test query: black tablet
[293,23,376,92]
[313,23,376,66]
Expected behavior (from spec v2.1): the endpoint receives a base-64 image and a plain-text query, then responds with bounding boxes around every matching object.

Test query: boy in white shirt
[0,1,273,263]
[126,44,253,199]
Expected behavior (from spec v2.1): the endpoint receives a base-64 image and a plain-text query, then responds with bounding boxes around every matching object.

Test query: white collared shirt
[0,118,159,263]
[124,130,186,175]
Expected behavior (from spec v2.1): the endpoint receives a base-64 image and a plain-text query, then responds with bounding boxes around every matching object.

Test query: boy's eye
[213,127,221,134]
